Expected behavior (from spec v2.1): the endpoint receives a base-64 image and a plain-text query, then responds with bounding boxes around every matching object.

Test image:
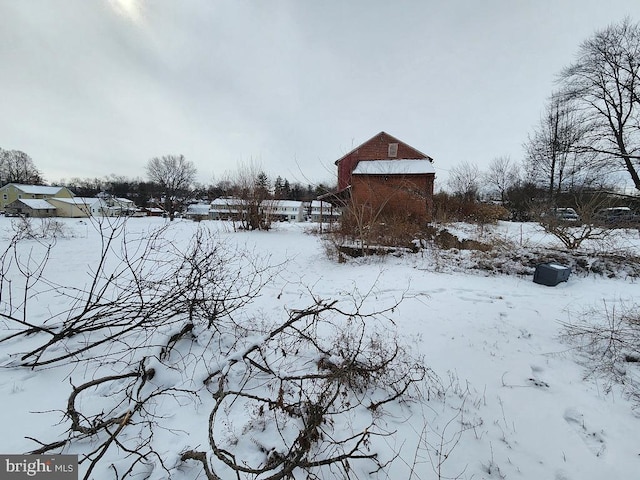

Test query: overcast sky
[2,1,640,189]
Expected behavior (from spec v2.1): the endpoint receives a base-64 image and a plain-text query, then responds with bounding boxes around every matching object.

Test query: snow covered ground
[0,216,639,479]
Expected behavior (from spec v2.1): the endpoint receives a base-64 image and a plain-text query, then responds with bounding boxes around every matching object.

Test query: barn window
[388,143,398,157]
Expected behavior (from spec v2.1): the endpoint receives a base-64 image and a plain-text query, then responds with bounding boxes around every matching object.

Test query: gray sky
[2,1,640,189]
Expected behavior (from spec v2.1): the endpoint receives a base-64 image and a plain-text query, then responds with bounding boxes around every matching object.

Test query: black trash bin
[533,263,571,286]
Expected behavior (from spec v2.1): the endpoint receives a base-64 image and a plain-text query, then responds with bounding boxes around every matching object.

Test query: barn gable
[335,132,433,191]
[321,132,436,223]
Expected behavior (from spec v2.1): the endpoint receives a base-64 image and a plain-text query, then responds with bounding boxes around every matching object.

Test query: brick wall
[336,132,430,191]
[350,174,435,222]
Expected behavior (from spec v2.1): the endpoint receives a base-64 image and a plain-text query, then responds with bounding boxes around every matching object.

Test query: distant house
[46,197,104,218]
[263,200,305,222]
[4,199,57,218]
[143,207,165,217]
[185,203,211,221]
[306,200,341,223]
[0,183,74,212]
[210,197,245,221]
[106,197,138,217]
[321,132,436,222]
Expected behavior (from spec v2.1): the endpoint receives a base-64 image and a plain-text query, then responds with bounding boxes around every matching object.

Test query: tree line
[0,149,334,221]
[447,18,640,214]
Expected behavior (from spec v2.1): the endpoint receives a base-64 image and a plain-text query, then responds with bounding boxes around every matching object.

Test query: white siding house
[307,200,341,223]
[263,200,305,222]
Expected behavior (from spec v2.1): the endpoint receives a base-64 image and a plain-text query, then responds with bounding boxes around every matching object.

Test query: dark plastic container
[533,263,571,286]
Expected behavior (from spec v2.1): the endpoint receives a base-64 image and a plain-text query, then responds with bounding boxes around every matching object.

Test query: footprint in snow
[527,365,549,388]
[563,408,606,457]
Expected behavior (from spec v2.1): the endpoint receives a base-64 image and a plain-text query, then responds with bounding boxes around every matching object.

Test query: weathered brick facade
[332,132,435,222]
[335,132,432,191]
[351,174,434,222]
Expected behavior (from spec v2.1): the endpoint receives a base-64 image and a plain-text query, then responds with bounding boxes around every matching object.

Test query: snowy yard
[0,216,639,479]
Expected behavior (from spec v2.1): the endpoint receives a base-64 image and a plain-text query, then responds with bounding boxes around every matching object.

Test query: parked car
[553,207,580,222]
[594,207,640,227]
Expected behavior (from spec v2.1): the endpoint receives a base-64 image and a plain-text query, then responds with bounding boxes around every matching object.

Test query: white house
[306,200,341,223]
[205,197,339,223]
[185,203,211,220]
[263,200,305,222]
[210,197,246,220]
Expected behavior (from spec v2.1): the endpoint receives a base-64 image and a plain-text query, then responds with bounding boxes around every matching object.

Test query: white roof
[186,204,211,214]
[309,200,334,208]
[352,159,436,175]
[211,197,243,206]
[48,197,101,206]
[6,184,65,195]
[267,200,303,208]
[17,199,55,210]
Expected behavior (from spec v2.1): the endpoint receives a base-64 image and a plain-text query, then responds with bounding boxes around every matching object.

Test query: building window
[388,143,398,157]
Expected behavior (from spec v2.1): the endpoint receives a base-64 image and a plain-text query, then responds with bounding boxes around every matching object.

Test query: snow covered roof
[352,159,436,175]
[309,200,335,208]
[16,199,56,210]
[48,197,101,206]
[211,197,243,206]
[268,200,303,208]
[5,184,66,195]
[186,204,211,214]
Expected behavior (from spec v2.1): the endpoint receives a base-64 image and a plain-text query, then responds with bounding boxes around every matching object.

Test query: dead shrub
[328,209,428,258]
[560,302,640,407]
[433,193,509,224]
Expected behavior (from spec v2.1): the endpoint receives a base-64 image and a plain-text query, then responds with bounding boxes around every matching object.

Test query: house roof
[211,197,243,206]
[3,183,67,195]
[15,199,56,210]
[186,204,211,214]
[48,197,101,206]
[334,131,433,165]
[309,200,335,208]
[352,159,436,175]
[268,200,303,208]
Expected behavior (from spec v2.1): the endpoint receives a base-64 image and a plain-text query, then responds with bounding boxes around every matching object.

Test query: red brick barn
[324,132,436,222]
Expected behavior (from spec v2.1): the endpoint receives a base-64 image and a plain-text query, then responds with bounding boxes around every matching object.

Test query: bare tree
[447,161,481,201]
[558,18,640,191]
[228,160,273,230]
[0,148,43,185]
[146,154,197,220]
[483,156,520,204]
[535,194,614,250]
[524,94,599,200]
